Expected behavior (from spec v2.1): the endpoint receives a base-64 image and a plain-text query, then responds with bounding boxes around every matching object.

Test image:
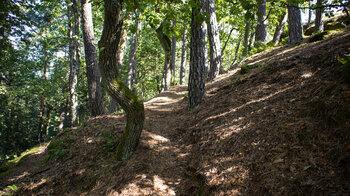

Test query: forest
[1,0,350,195]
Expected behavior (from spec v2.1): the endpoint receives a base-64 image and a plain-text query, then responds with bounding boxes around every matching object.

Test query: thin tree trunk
[307,1,312,26]
[255,0,267,46]
[170,19,177,86]
[207,0,222,81]
[272,11,287,45]
[126,20,138,89]
[231,36,241,67]
[98,0,144,161]
[248,25,255,53]
[315,0,324,33]
[288,2,303,45]
[180,25,188,85]
[44,107,52,140]
[221,27,235,57]
[81,0,104,117]
[38,48,47,143]
[189,0,205,108]
[242,21,250,56]
[68,0,81,127]
[109,27,127,114]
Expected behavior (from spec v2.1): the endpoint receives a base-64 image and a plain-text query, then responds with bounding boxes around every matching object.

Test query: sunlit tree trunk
[98,0,144,161]
[202,21,208,80]
[288,2,303,45]
[315,0,324,33]
[207,0,222,81]
[170,19,177,86]
[272,11,287,46]
[255,0,267,46]
[126,19,138,89]
[81,0,105,117]
[68,0,81,127]
[189,0,205,108]
[180,25,188,85]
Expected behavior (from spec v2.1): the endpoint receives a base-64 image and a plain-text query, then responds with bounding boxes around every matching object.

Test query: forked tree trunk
[315,0,324,33]
[81,0,105,116]
[179,25,188,85]
[68,0,81,127]
[207,0,222,81]
[288,2,303,45]
[255,0,267,46]
[272,11,287,46]
[189,0,206,108]
[98,0,144,161]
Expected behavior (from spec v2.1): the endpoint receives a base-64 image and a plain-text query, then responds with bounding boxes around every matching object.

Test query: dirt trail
[1,30,350,195]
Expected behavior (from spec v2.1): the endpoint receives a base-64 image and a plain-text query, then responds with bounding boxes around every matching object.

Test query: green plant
[309,31,329,42]
[240,64,254,74]
[101,131,117,152]
[338,54,350,81]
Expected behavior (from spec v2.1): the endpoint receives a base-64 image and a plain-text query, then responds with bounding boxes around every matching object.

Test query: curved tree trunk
[207,0,222,81]
[272,11,287,46]
[288,2,303,45]
[189,0,205,108]
[98,0,144,161]
[179,25,188,85]
[81,0,105,117]
[255,0,267,46]
[314,0,324,33]
[68,0,81,127]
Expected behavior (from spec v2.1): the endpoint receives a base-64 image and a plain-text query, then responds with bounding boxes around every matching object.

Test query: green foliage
[338,54,350,81]
[101,131,118,152]
[46,131,75,162]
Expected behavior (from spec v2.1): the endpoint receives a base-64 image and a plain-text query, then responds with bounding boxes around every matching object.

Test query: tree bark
[202,21,209,80]
[232,36,241,66]
[170,19,177,86]
[189,0,206,108]
[38,46,47,143]
[242,21,250,56]
[109,27,127,114]
[207,0,222,81]
[81,0,105,117]
[255,0,267,46]
[98,0,144,161]
[272,11,287,46]
[315,0,324,33]
[153,22,171,92]
[307,1,312,26]
[288,2,303,45]
[126,19,138,89]
[68,0,81,127]
[179,25,188,85]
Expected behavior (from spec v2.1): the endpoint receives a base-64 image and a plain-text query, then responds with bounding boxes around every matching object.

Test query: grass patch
[309,31,329,42]
[45,129,75,162]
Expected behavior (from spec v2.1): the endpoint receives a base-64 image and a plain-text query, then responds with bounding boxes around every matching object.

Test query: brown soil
[1,30,350,195]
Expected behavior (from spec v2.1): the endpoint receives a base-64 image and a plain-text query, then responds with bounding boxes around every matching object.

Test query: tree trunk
[207,0,222,81]
[255,0,267,46]
[232,36,241,66]
[38,42,48,143]
[98,0,144,161]
[242,21,250,56]
[189,0,206,108]
[81,0,105,117]
[153,22,171,92]
[288,2,303,45]
[179,25,188,85]
[307,1,312,26]
[68,0,81,127]
[202,21,209,80]
[170,19,177,86]
[314,0,324,33]
[109,27,127,114]
[272,11,287,46]
[126,20,138,89]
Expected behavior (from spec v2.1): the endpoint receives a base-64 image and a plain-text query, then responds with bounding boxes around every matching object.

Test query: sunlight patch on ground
[301,72,313,78]
[142,130,170,147]
[153,175,176,195]
[205,86,292,122]
[145,96,174,104]
[9,171,30,183]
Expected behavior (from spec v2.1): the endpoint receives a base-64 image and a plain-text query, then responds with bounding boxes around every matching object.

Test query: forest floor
[1,29,350,195]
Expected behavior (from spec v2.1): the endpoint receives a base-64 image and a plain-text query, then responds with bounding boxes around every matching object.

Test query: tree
[81,0,105,117]
[98,0,144,161]
[68,0,81,126]
[207,0,222,82]
[170,19,177,86]
[126,18,138,90]
[315,0,324,33]
[179,24,188,85]
[255,0,267,46]
[189,0,206,108]
[242,20,251,56]
[272,11,287,46]
[287,2,303,45]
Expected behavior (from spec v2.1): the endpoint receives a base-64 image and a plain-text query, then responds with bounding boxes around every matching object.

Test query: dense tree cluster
[1,0,348,160]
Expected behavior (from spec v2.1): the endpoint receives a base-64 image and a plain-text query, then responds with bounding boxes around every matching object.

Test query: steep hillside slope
[1,30,350,195]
